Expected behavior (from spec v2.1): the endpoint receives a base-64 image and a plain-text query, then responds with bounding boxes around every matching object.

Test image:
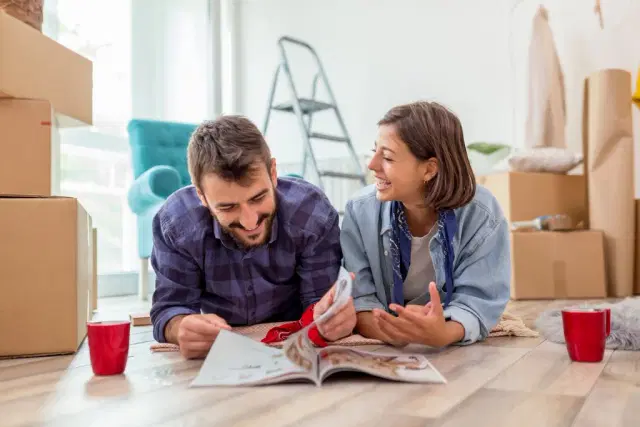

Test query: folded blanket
[149,310,538,353]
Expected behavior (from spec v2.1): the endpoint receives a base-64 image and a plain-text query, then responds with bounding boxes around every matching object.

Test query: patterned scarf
[389,201,457,308]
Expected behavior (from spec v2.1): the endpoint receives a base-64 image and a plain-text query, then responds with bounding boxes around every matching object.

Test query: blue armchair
[126,119,197,300]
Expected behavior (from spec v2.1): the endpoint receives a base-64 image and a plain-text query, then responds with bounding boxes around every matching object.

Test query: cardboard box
[0,10,92,126]
[510,230,607,299]
[0,99,60,196]
[0,197,91,357]
[479,171,587,226]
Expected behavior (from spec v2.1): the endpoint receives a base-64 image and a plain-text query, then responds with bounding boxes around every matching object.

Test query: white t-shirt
[403,226,437,303]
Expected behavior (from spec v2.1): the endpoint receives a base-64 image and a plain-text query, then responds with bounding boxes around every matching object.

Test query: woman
[340,101,510,347]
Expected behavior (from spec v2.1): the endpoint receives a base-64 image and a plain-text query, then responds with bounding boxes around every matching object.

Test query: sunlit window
[43,0,214,284]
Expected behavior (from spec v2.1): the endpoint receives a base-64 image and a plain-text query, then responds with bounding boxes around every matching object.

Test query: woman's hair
[378,101,476,210]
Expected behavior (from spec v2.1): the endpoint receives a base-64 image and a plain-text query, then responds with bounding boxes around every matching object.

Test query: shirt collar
[380,200,444,244]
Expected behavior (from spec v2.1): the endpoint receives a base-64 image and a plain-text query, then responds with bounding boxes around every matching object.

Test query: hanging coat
[524,5,567,149]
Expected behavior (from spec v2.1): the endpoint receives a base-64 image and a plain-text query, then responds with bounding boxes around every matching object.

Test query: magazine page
[317,346,447,384]
[280,266,355,384]
[189,329,311,387]
[314,267,353,325]
[281,325,320,384]
[189,267,355,387]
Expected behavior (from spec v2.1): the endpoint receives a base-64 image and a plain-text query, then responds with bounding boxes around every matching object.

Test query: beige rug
[150,310,537,353]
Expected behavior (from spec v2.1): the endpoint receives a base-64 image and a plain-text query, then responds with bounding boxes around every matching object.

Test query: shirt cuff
[443,305,482,345]
[354,295,386,313]
[152,306,199,343]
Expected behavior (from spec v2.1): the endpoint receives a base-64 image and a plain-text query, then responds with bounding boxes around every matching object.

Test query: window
[44,0,214,284]
[44,0,135,275]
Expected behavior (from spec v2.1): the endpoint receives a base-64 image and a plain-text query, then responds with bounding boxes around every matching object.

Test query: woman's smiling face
[367,124,435,205]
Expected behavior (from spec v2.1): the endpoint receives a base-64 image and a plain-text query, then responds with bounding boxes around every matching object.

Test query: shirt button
[384,250,388,256]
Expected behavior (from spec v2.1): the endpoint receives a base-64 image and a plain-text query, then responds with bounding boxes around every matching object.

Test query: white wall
[235,0,512,167]
[510,0,640,190]
[131,0,214,123]
[235,0,640,191]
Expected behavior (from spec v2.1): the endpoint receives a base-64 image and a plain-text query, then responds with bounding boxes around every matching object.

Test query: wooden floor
[1,296,638,427]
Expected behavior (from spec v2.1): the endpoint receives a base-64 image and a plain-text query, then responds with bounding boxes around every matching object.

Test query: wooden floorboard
[485,340,613,396]
[428,389,585,427]
[570,350,640,427]
[1,295,636,426]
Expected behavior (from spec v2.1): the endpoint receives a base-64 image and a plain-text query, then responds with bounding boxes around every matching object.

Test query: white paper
[314,267,353,325]
[190,330,308,387]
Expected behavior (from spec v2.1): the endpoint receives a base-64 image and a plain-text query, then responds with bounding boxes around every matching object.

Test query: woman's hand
[353,311,407,347]
[372,282,464,347]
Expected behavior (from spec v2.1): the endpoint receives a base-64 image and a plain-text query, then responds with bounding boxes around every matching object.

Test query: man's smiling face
[197,159,278,249]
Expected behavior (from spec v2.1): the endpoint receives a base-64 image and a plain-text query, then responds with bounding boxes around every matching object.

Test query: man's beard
[222,211,275,250]
[207,181,278,250]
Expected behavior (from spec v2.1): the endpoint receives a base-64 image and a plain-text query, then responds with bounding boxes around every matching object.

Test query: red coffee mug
[561,307,610,363]
[87,320,131,375]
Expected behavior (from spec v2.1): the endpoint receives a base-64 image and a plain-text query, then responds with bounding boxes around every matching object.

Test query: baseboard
[98,271,156,297]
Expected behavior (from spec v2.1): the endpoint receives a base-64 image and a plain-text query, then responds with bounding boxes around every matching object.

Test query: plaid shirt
[149,177,342,343]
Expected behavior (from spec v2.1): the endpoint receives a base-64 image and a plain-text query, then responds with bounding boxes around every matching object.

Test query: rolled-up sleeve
[149,212,202,342]
[340,200,385,312]
[444,215,511,345]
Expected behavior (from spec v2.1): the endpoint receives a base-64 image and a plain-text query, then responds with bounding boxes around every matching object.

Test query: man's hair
[378,101,476,211]
[187,115,272,187]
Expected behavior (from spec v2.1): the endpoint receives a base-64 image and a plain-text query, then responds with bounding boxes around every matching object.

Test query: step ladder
[262,36,367,194]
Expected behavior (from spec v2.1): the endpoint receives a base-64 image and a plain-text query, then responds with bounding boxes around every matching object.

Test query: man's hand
[165,314,231,359]
[313,273,357,341]
[372,282,464,347]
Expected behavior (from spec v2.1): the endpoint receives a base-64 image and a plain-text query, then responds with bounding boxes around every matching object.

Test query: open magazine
[190,268,447,387]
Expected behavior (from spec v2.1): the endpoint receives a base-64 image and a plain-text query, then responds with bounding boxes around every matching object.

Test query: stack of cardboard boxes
[480,171,608,300]
[0,11,97,358]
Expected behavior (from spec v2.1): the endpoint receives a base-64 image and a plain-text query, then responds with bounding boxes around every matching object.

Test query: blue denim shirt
[340,184,511,345]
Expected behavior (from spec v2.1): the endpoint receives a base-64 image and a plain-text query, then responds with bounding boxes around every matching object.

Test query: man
[149,115,356,359]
